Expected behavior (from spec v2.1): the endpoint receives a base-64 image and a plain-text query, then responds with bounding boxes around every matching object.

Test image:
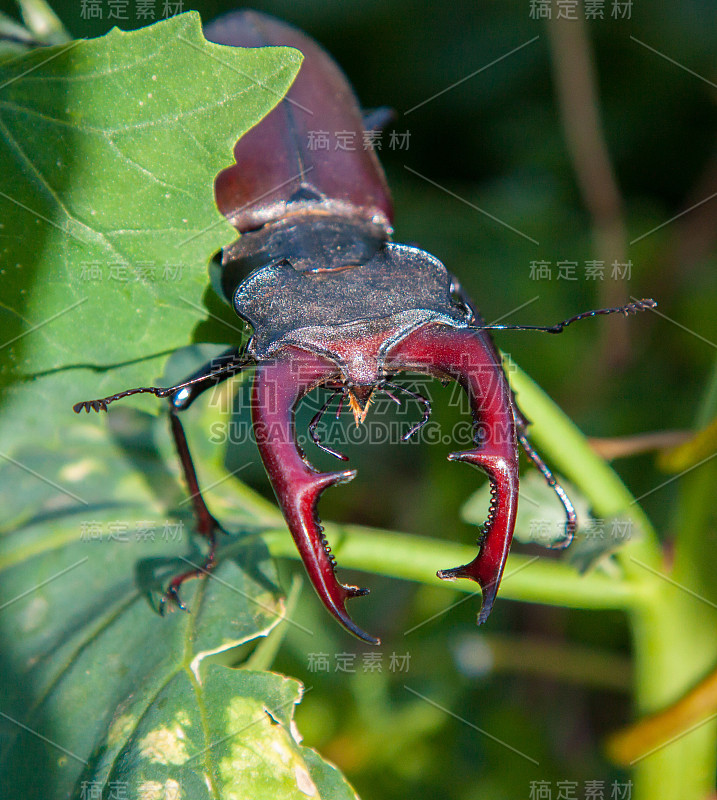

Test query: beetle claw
[252,348,380,645]
[159,585,188,615]
[386,323,519,625]
[440,452,518,624]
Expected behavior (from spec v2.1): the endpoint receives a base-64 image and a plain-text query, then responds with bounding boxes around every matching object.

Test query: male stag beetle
[74,11,655,644]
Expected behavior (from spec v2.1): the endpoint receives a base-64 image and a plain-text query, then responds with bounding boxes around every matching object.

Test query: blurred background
[3,0,716,797]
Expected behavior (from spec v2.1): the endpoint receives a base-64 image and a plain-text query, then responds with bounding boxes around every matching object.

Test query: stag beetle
[74,11,655,644]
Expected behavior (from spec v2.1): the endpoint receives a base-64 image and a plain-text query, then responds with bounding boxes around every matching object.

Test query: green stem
[507,356,717,799]
[627,396,717,797]
[260,526,644,613]
[505,356,662,573]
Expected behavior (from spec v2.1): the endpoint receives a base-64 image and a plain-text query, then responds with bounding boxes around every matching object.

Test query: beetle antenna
[381,382,431,441]
[309,389,349,461]
[473,298,656,334]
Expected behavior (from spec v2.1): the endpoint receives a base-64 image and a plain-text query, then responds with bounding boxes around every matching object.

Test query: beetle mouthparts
[348,387,374,426]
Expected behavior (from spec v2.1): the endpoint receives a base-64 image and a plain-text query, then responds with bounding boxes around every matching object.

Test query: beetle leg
[385,324,519,624]
[335,391,346,418]
[252,348,378,644]
[515,420,576,548]
[73,347,251,414]
[160,410,223,614]
[378,386,403,407]
[156,348,253,611]
[381,381,431,441]
[308,389,349,462]
[73,347,253,611]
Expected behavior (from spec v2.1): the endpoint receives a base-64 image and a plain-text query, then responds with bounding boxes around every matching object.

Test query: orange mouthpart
[348,387,374,426]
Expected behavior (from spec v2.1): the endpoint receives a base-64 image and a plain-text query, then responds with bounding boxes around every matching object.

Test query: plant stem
[508,356,717,799]
[505,356,662,572]
[260,525,644,613]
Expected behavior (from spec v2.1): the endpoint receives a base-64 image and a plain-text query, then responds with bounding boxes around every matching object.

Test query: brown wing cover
[205,11,394,233]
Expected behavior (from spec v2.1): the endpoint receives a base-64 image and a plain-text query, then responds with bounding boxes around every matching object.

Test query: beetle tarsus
[159,584,188,615]
[158,547,219,615]
[73,399,109,413]
[73,385,175,413]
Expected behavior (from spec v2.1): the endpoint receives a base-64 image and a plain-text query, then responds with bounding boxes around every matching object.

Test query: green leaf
[0,17,360,799]
[0,11,301,401]
[0,407,288,795]
[0,392,357,798]
[104,665,359,799]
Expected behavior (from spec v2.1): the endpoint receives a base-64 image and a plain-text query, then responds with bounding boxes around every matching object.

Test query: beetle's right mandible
[384,323,520,623]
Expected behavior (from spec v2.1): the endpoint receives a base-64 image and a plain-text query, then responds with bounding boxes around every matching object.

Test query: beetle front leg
[385,324,519,623]
[160,410,224,612]
[160,348,253,611]
[252,348,379,644]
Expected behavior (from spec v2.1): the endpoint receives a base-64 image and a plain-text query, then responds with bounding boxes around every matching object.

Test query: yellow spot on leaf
[107,713,136,748]
[140,724,189,765]
[138,781,162,800]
